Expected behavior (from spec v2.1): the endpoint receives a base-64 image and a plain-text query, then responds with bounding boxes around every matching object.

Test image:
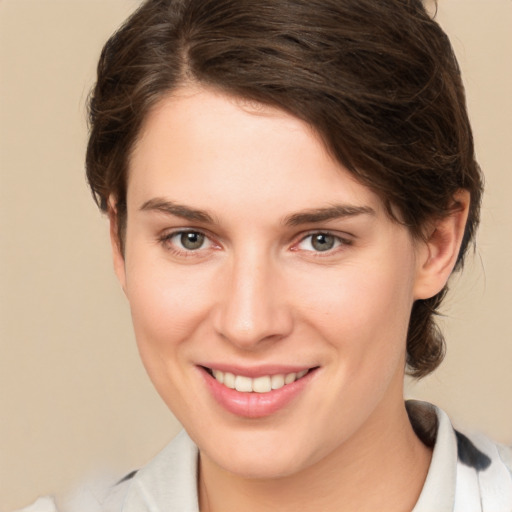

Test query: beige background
[0,0,511,509]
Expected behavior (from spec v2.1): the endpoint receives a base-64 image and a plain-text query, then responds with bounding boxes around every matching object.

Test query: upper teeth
[212,369,309,393]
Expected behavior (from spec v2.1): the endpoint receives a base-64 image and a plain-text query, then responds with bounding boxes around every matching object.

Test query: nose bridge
[214,244,291,348]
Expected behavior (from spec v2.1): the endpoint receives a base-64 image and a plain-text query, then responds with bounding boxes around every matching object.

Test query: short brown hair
[86,0,483,378]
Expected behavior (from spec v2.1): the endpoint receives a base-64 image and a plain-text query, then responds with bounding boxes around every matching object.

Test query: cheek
[290,257,415,370]
[295,263,412,331]
[123,250,218,413]
[124,250,215,355]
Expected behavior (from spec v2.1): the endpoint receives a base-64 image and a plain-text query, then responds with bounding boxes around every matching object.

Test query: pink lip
[199,366,318,419]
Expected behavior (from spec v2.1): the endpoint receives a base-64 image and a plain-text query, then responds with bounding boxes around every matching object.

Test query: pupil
[181,232,204,250]
[312,234,334,251]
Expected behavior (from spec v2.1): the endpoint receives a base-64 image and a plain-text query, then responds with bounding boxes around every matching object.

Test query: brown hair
[86,0,483,378]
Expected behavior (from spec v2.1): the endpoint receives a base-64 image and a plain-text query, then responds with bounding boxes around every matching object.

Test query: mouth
[203,367,312,393]
[200,365,319,418]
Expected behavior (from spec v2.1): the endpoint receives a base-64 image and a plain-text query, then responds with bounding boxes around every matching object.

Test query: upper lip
[198,363,317,378]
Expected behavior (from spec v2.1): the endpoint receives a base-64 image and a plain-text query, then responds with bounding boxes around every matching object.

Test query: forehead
[128,86,384,219]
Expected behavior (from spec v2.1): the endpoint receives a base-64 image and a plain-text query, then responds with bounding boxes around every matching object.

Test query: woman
[21,0,512,510]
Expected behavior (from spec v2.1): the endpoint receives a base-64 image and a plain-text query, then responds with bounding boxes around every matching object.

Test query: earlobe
[413,189,470,300]
[108,199,127,293]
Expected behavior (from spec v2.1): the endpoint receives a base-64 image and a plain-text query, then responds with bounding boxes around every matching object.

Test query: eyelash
[157,229,352,257]
[158,229,216,257]
[293,231,353,255]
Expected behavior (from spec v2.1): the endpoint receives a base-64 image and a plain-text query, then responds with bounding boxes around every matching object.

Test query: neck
[199,395,432,512]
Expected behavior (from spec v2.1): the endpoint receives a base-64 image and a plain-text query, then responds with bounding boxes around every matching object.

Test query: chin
[215,451,306,480]
[198,428,319,480]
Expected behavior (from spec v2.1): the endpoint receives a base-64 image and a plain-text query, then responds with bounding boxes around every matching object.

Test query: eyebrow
[140,198,375,226]
[140,198,215,223]
[284,204,375,226]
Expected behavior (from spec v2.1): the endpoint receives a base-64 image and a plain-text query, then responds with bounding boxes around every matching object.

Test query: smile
[208,368,310,394]
[201,365,318,418]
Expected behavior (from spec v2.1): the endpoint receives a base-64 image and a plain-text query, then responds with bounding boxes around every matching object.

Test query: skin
[111,86,469,511]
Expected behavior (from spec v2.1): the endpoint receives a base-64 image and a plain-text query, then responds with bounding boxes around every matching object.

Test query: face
[116,86,427,479]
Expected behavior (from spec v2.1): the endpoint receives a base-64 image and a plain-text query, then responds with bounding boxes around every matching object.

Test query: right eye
[160,230,213,253]
[176,231,207,250]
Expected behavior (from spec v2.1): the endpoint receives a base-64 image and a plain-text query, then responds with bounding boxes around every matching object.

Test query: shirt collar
[408,400,458,512]
[123,430,199,512]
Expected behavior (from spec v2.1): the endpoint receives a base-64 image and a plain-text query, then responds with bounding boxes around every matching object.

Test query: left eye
[168,231,210,251]
[297,233,343,252]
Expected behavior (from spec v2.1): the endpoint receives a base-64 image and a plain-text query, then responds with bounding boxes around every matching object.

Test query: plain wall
[0,0,511,509]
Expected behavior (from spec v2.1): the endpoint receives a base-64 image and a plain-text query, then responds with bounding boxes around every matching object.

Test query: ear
[413,189,470,300]
[108,198,127,293]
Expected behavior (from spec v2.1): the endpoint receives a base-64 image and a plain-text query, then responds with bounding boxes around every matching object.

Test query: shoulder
[13,431,197,512]
[13,497,58,512]
[13,470,136,512]
[406,399,512,475]
[496,442,512,475]
[407,400,512,511]
[453,428,512,511]
[450,420,512,479]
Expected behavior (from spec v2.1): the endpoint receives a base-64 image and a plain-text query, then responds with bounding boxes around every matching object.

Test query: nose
[213,251,293,350]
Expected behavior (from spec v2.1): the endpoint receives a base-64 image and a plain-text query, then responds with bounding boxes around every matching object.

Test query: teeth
[253,376,272,393]
[223,372,235,389]
[212,369,224,384]
[284,372,297,385]
[235,375,252,392]
[271,374,285,390]
[210,368,309,394]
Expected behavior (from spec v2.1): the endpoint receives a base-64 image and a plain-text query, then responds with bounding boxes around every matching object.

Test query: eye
[296,232,346,252]
[161,230,212,252]
[178,231,206,250]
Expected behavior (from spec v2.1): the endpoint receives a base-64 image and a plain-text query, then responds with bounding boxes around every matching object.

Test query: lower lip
[200,368,317,418]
